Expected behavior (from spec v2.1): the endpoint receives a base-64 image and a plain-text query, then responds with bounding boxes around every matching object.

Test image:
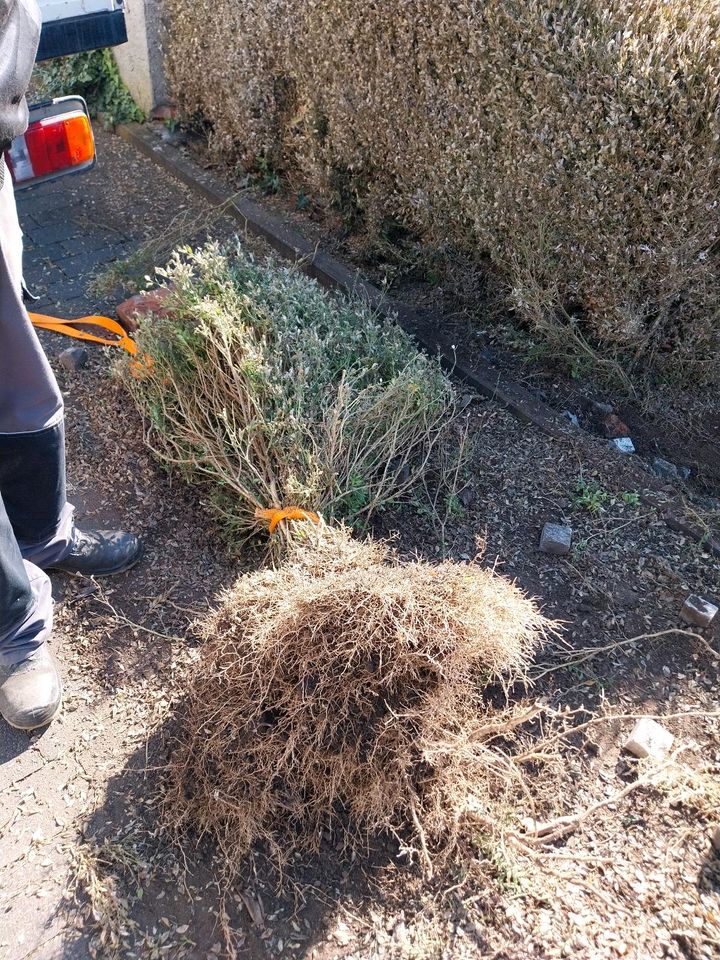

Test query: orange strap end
[254,506,320,534]
[29,312,138,356]
[128,353,156,379]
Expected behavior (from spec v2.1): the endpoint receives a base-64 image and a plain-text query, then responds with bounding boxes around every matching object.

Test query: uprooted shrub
[163,0,720,379]
[120,243,455,542]
[163,524,553,868]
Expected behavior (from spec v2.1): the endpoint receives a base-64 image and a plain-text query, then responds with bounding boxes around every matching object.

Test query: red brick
[116,288,172,333]
[602,412,630,439]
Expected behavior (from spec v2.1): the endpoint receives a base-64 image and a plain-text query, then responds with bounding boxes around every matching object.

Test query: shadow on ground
[59,715,473,960]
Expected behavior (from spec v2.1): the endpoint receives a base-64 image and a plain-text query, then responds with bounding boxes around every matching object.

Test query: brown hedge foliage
[163,1,720,377]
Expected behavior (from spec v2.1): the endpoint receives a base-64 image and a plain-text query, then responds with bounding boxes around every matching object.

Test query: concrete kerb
[116,122,720,560]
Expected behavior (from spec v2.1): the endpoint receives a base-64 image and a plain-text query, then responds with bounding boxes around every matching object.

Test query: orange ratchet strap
[29,312,138,356]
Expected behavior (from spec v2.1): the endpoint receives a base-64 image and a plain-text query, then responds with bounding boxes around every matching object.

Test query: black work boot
[0,643,62,730]
[49,528,143,577]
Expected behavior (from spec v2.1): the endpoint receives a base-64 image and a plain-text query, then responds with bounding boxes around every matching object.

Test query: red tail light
[5,103,95,188]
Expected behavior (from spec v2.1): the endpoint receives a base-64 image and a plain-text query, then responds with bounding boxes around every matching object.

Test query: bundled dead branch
[120,243,456,545]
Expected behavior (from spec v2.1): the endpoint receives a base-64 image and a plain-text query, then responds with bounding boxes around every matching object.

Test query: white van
[37,0,127,61]
[5,1,128,188]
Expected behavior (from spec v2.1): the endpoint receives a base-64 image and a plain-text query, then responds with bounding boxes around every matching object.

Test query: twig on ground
[520,749,686,844]
[89,584,185,643]
[410,799,434,879]
[530,628,718,682]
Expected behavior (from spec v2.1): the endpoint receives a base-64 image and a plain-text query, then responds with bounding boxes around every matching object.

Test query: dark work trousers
[0,162,74,666]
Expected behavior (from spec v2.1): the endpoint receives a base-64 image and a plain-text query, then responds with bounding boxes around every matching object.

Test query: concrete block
[113,0,168,114]
[609,437,635,455]
[624,718,674,761]
[681,594,718,628]
[540,522,572,556]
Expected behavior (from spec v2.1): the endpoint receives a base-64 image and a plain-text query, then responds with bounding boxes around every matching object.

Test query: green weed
[34,49,144,126]
[572,477,641,514]
[254,156,281,195]
[572,478,610,514]
[475,835,530,896]
[445,493,465,518]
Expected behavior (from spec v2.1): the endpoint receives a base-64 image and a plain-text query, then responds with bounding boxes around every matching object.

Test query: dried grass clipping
[164,524,552,869]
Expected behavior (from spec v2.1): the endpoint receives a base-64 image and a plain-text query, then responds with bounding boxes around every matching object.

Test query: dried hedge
[163,0,720,377]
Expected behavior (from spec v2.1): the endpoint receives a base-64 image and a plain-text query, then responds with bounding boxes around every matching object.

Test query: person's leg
[0,488,61,729]
[0,421,75,567]
[0,162,141,574]
[0,169,62,728]
[0,155,74,567]
[0,155,64,435]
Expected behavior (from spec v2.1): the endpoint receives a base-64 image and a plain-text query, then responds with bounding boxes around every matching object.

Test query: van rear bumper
[37,10,127,61]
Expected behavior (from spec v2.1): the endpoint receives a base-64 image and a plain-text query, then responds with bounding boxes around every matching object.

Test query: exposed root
[163,523,555,872]
[520,748,688,844]
[529,628,719,682]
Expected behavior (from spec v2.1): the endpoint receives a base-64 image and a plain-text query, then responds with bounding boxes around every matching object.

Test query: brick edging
[117,122,720,558]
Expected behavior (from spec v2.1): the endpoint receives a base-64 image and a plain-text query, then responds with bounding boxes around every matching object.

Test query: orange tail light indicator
[6,110,95,186]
